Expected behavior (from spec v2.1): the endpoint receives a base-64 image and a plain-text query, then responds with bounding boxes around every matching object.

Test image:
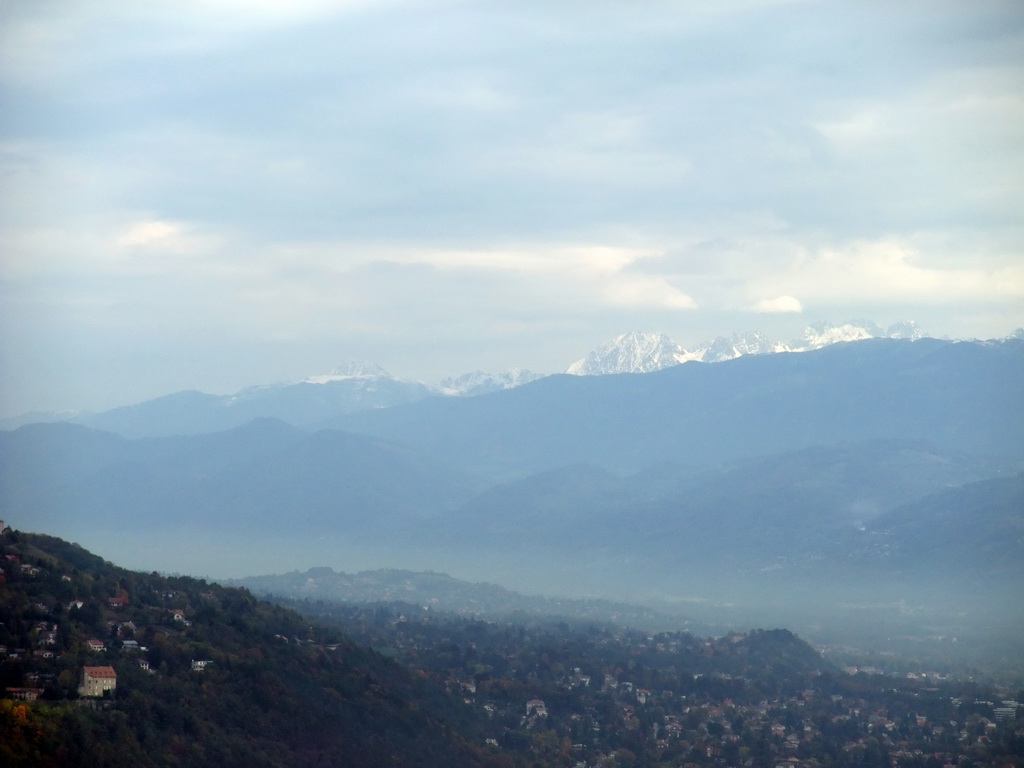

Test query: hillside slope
[0,530,500,768]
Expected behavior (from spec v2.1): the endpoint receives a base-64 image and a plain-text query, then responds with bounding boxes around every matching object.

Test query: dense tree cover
[2,530,1022,767]
[287,599,1024,768]
[0,531,502,767]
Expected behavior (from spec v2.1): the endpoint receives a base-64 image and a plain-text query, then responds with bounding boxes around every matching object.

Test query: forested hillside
[3,530,1023,767]
[0,530,497,768]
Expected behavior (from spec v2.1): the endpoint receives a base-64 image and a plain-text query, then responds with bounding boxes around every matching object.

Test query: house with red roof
[79,666,117,698]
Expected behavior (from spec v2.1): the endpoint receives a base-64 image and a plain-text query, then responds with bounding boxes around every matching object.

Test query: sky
[1,0,1023,417]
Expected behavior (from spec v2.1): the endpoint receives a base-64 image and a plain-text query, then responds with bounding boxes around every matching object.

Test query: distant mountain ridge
[2,321,1018,438]
[566,331,692,375]
[565,320,930,376]
[0,417,482,540]
[334,337,1024,478]
[300,360,394,383]
[65,372,438,439]
[438,368,545,396]
[3,336,1021,624]
[231,567,673,625]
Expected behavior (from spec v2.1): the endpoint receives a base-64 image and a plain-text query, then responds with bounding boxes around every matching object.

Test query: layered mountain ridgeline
[6,532,1023,768]
[430,442,1017,555]
[4,322,1007,440]
[330,338,1024,478]
[0,363,542,439]
[230,567,683,629]
[71,367,440,439]
[397,477,1024,650]
[0,530,506,768]
[4,428,1020,613]
[2,338,1022,628]
[562,320,924,375]
[0,418,482,538]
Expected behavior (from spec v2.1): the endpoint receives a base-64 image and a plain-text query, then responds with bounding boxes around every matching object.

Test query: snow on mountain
[304,363,545,397]
[222,361,406,404]
[6,321,1019,433]
[439,368,545,396]
[304,361,394,384]
[566,332,689,376]
[791,320,926,351]
[566,321,933,376]
[884,320,927,340]
[232,360,544,403]
[699,331,791,363]
[566,330,793,375]
[792,321,878,350]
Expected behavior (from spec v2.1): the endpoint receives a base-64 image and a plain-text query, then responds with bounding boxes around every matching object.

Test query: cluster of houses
[0,565,208,703]
[431,636,1022,768]
[4,552,44,578]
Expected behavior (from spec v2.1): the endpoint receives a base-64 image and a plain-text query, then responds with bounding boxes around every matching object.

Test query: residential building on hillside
[79,666,117,698]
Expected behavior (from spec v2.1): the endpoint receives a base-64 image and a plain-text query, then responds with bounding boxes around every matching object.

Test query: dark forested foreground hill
[4,531,1024,768]
[301,602,1024,768]
[0,530,500,768]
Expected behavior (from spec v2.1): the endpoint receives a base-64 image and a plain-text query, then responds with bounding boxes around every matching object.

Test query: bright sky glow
[1,0,1022,415]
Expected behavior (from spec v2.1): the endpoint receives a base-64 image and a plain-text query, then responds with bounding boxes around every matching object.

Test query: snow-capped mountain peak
[566,321,932,376]
[439,368,545,396]
[699,331,790,363]
[566,332,688,376]
[884,320,926,340]
[794,321,876,350]
[792,320,926,351]
[304,361,393,384]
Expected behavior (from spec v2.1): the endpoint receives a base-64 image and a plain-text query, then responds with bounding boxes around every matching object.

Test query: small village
[296,602,1024,767]
[0,541,216,704]
[2,531,1023,767]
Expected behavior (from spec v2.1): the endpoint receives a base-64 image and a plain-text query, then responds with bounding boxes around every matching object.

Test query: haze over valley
[4,328,1022,655]
[3,2,1024,763]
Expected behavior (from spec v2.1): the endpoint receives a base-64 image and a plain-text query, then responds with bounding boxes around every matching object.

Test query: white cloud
[113,220,184,249]
[245,241,698,316]
[3,0,1023,414]
[810,66,1024,227]
[758,239,1024,305]
[754,295,802,313]
[814,66,1024,156]
[605,276,698,310]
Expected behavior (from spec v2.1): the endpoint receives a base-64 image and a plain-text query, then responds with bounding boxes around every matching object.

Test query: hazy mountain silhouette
[0,418,481,538]
[329,338,1024,478]
[3,337,1021,626]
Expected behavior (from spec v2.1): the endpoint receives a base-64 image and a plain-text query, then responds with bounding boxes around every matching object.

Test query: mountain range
[330,336,1024,478]
[564,320,926,375]
[230,566,676,627]
[5,319,1005,439]
[3,334,1022,630]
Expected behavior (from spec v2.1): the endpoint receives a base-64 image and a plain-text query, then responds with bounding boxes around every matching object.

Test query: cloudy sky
[1,0,1022,416]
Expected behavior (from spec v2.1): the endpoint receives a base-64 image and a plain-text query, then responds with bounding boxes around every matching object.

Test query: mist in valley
[3,0,1023,704]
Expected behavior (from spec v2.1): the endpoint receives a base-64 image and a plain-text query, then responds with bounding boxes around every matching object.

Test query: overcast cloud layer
[2,0,1023,416]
